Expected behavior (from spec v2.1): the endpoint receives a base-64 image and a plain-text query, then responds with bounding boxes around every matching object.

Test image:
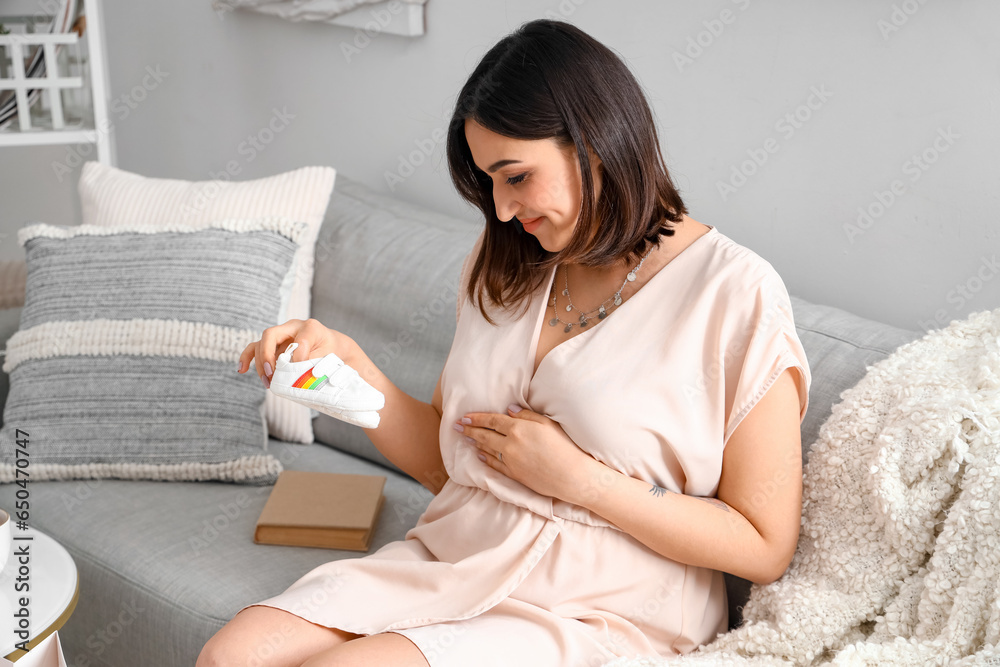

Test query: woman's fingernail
[477,452,487,462]
[460,417,472,424]
[508,404,522,413]
[237,363,242,373]
[264,362,273,377]
[261,374,270,388]
[452,423,464,433]
[464,436,475,445]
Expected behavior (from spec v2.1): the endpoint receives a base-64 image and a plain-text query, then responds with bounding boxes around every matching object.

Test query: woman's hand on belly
[453,404,602,504]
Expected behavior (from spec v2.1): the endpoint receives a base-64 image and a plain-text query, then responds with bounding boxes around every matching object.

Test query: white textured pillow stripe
[4,458,283,484]
[1,319,256,372]
[79,161,337,444]
[0,219,305,485]
[17,216,311,243]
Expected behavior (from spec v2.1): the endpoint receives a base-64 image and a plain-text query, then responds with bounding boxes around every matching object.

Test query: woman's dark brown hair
[446,18,689,326]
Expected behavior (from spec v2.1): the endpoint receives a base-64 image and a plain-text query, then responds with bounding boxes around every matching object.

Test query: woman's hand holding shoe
[238,318,449,493]
[237,319,383,427]
[237,318,360,389]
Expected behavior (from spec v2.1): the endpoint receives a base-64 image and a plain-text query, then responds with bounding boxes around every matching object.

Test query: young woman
[200,18,810,667]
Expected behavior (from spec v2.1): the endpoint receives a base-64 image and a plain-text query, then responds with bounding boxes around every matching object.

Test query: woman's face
[464,118,603,252]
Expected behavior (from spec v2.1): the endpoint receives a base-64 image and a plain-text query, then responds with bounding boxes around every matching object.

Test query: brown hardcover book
[254,470,386,552]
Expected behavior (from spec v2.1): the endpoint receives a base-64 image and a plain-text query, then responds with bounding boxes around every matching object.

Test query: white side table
[0,525,79,661]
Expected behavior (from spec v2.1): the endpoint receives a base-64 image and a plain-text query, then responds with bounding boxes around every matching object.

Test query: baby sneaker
[268,342,385,429]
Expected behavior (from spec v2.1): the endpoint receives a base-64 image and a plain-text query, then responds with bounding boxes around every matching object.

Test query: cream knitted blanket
[604,307,1000,667]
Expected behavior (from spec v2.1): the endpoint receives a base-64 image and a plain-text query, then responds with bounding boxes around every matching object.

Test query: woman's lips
[520,216,543,231]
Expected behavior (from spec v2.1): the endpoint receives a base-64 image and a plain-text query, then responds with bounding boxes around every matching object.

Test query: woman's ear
[589,148,604,174]
[592,154,604,193]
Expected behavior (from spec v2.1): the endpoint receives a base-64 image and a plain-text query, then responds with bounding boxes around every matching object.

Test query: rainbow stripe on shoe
[293,368,329,391]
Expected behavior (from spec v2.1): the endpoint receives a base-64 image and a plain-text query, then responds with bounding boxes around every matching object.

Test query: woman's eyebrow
[485,159,523,173]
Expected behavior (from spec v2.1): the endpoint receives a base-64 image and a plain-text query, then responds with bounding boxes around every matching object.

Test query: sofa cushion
[789,295,924,458]
[0,219,307,485]
[309,174,479,475]
[0,438,435,667]
[78,161,338,445]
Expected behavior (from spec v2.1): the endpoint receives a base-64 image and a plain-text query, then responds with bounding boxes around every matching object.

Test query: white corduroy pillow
[78,161,337,444]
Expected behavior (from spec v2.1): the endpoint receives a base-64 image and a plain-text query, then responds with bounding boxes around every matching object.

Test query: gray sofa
[0,174,925,666]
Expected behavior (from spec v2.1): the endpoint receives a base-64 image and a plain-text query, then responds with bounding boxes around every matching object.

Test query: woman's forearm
[343,341,448,495]
[569,458,796,585]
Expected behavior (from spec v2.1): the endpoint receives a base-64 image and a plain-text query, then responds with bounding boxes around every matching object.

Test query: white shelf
[0,0,116,165]
[325,1,425,36]
[0,128,101,146]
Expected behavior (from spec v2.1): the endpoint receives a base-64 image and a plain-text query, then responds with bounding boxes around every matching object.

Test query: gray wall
[1,0,998,333]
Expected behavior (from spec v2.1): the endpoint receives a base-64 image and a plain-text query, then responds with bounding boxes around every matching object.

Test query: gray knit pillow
[0,218,306,485]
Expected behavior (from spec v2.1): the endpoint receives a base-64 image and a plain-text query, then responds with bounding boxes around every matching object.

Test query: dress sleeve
[455,228,485,325]
[722,267,811,449]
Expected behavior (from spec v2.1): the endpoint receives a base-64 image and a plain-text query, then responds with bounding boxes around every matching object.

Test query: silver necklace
[548,246,655,333]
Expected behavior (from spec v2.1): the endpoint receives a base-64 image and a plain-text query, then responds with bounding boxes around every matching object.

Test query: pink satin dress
[239,224,811,666]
